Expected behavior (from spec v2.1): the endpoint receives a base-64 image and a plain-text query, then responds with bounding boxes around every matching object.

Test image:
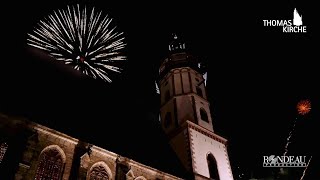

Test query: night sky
[1,0,319,179]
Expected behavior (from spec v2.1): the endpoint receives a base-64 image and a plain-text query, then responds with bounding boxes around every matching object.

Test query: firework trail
[280,100,311,175]
[279,117,297,175]
[283,100,311,156]
[296,100,312,180]
[283,117,297,157]
[299,156,312,180]
[27,4,127,82]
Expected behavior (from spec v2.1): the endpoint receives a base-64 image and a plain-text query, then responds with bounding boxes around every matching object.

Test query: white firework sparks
[279,117,298,175]
[27,4,127,82]
[283,117,297,157]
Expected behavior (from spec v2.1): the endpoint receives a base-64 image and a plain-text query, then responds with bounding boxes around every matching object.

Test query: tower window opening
[207,153,220,180]
[200,108,209,122]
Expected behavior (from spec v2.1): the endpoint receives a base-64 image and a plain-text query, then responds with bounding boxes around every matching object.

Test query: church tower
[158,34,234,180]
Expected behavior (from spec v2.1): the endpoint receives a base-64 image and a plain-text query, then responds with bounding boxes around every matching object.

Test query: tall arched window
[34,145,66,180]
[200,108,209,122]
[0,142,8,163]
[207,153,219,180]
[87,161,112,180]
[89,166,109,180]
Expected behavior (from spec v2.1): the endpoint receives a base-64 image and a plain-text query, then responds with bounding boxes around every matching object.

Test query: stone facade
[0,113,182,180]
[158,37,234,180]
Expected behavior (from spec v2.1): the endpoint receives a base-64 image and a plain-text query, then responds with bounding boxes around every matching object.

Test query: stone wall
[0,113,183,180]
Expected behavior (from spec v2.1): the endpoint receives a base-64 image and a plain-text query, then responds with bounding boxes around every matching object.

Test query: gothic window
[207,153,220,180]
[165,90,170,102]
[200,108,209,122]
[88,165,109,180]
[164,112,172,128]
[88,162,111,180]
[0,142,8,163]
[196,86,203,98]
[135,176,147,180]
[34,145,66,180]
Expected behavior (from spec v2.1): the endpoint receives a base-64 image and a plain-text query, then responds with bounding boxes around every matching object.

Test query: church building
[0,35,234,180]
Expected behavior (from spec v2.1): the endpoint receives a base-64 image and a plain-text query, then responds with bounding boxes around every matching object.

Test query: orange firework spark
[297,100,311,115]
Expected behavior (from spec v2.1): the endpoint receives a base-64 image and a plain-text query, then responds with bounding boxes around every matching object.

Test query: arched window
[207,153,219,180]
[135,176,147,180]
[200,108,209,122]
[0,142,8,163]
[34,145,66,180]
[88,166,109,180]
[164,112,172,128]
[196,86,203,98]
[87,161,111,180]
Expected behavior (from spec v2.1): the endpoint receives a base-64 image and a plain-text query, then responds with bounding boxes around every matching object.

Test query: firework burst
[27,4,127,82]
[297,100,311,115]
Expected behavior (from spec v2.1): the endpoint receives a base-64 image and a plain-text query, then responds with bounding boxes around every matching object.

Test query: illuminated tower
[158,34,234,180]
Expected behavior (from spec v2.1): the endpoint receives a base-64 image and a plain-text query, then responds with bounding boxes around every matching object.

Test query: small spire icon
[293,8,303,26]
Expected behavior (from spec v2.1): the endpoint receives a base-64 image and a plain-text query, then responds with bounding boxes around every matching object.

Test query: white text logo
[263,155,307,167]
[263,8,307,33]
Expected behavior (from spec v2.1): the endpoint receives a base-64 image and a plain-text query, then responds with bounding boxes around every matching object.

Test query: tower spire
[168,33,185,52]
[159,35,234,180]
